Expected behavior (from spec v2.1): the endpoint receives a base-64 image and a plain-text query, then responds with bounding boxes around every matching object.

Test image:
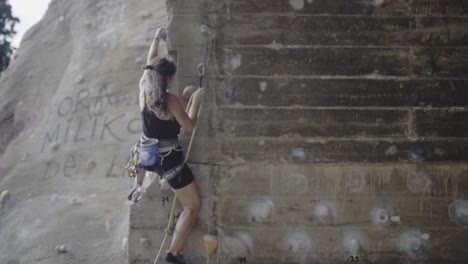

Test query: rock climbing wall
[129,0,468,263]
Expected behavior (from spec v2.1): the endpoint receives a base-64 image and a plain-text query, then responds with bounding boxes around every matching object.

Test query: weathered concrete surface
[130,0,468,264]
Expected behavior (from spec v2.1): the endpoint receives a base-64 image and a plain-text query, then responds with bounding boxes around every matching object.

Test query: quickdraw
[125,142,141,178]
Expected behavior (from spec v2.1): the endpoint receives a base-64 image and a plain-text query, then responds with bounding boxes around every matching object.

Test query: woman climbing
[134,26,204,264]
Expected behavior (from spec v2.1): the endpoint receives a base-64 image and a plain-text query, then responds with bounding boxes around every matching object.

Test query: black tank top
[141,105,180,139]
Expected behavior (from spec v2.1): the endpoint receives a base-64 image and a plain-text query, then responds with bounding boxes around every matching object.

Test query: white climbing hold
[266,40,284,50]
[221,236,250,257]
[259,81,268,92]
[348,238,361,256]
[375,208,389,223]
[284,233,311,253]
[399,232,425,256]
[0,190,10,204]
[55,245,68,253]
[122,238,128,252]
[313,201,337,224]
[248,200,275,222]
[200,24,213,38]
[385,145,398,156]
[230,54,242,71]
[370,203,395,228]
[448,200,468,227]
[420,233,430,240]
[51,142,60,151]
[371,0,390,8]
[343,230,367,257]
[289,0,305,10]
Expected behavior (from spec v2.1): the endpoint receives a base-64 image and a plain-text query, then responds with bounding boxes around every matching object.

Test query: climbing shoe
[127,186,137,201]
[165,252,186,264]
[127,185,144,202]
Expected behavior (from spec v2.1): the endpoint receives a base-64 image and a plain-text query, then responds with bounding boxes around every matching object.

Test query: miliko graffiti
[41,86,141,152]
[39,86,141,179]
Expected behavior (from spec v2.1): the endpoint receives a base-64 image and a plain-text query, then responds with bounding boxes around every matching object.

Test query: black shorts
[143,148,194,190]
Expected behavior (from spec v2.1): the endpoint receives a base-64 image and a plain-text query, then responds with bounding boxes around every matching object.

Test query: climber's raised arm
[147,27,165,64]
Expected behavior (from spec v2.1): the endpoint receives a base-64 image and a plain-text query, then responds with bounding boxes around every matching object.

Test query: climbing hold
[289,0,305,11]
[259,81,268,92]
[200,24,213,38]
[122,238,128,252]
[348,238,361,256]
[51,142,60,151]
[375,208,389,223]
[399,231,426,256]
[313,201,337,224]
[225,84,237,101]
[291,148,306,162]
[317,204,330,219]
[406,168,431,193]
[371,0,390,8]
[248,200,275,222]
[448,200,468,227]
[0,190,10,204]
[203,235,218,254]
[409,145,426,161]
[343,230,367,257]
[420,233,430,240]
[55,245,68,253]
[284,233,311,253]
[385,145,398,156]
[370,203,395,228]
[390,216,401,223]
[221,235,251,257]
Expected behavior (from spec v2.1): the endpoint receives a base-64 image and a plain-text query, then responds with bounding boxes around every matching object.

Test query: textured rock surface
[0,0,168,263]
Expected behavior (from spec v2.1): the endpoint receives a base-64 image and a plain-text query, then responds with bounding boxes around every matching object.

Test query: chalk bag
[138,138,159,167]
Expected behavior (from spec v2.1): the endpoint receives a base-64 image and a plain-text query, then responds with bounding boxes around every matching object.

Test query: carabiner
[197,63,206,77]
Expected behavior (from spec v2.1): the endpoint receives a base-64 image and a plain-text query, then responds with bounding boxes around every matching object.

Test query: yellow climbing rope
[153,93,204,264]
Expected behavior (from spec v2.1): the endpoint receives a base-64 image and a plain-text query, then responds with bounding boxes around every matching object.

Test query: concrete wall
[129,0,468,263]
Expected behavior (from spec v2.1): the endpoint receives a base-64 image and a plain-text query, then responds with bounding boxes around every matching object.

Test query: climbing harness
[125,137,184,179]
